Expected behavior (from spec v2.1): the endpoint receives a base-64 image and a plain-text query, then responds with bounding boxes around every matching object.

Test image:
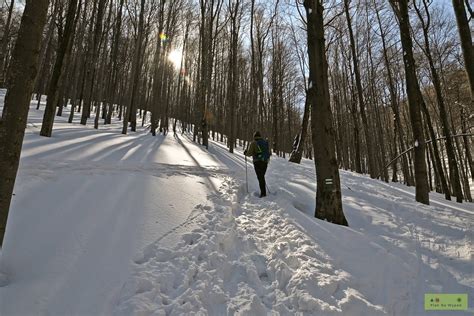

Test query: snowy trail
[115,137,473,315]
[115,177,386,315]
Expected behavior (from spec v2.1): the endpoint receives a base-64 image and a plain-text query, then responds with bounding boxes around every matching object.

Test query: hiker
[244,131,271,197]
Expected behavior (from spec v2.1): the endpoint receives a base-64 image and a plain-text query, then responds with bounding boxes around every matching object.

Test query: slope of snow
[0,95,472,315]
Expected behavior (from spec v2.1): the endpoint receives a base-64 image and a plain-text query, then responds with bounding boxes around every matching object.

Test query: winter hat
[253,131,262,139]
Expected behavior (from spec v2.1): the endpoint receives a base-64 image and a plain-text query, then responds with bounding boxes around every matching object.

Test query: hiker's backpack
[255,139,270,162]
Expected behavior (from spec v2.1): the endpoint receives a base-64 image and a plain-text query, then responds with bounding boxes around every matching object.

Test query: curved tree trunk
[289,95,310,164]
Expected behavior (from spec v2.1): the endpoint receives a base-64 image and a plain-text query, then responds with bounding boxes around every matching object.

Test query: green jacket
[244,137,271,162]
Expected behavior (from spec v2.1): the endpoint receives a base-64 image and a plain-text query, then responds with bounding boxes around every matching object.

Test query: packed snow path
[115,172,473,315]
[0,96,472,315]
[116,178,386,315]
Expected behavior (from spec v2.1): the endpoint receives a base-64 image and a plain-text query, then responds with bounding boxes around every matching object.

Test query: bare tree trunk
[374,1,412,185]
[67,0,89,124]
[0,0,14,87]
[364,8,388,182]
[0,0,50,247]
[249,0,257,142]
[344,0,376,179]
[122,0,146,134]
[41,0,80,137]
[415,0,463,202]
[105,0,124,125]
[304,0,348,226]
[390,0,430,204]
[150,1,166,136]
[93,0,113,129]
[452,0,474,110]
[227,0,241,153]
[289,95,309,164]
[460,107,474,180]
[196,0,224,149]
[80,0,106,125]
[34,0,60,109]
[340,38,362,173]
[421,100,451,199]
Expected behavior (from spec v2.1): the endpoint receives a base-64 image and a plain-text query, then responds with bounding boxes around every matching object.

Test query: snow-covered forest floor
[0,94,472,315]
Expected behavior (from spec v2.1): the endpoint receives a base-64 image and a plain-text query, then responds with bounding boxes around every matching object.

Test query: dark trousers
[253,161,268,196]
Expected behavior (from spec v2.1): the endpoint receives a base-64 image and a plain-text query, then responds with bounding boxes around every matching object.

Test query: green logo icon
[424,294,468,310]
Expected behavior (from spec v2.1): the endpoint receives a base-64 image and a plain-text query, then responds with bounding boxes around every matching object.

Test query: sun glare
[168,49,183,69]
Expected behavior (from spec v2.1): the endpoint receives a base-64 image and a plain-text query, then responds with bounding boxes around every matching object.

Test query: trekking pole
[245,155,249,193]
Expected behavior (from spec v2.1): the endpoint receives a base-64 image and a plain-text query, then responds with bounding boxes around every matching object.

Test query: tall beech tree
[150,0,167,136]
[452,0,474,109]
[414,0,463,202]
[343,0,377,179]
[40,0,81,137]
[303,0,348,226]
[0,0,50,247]
[80,0,107,126]
[122,0,147,134]
[105,0,125,125]
[390,0,430,205]
[373,0,412,186]
[0,0,14,87]
[226,0,242,154]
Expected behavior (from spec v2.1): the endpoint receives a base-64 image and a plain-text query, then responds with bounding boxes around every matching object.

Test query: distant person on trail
[244,131,271,197]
